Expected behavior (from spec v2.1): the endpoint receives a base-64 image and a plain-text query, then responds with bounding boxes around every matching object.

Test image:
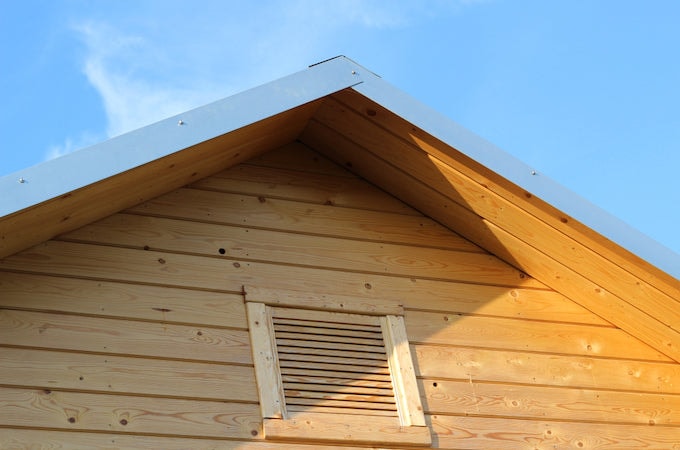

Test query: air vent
[272,309,398,417]
[245,291,430,446]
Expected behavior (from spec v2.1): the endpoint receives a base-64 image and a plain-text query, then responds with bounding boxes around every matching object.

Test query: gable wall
[0,142,678,448]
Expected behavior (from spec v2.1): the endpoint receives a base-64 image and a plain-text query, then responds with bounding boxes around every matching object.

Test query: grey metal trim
[0,56,365,218]
[1,55,677,280]
[352,75,680,280]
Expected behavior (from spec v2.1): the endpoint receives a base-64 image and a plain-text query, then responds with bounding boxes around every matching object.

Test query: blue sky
[2,1,679,260]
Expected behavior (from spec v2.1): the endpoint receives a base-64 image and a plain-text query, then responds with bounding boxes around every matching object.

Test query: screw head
[178,120,184,126]
[18,177,26,183]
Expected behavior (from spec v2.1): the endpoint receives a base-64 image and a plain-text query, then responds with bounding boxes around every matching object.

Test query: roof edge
[0,56,366,219]
[351,77,680,281]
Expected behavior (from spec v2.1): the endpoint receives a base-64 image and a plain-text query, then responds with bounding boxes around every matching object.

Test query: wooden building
[1,56,679,448]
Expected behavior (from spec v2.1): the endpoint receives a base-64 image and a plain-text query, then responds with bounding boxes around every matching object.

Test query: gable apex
[1,56,679,364]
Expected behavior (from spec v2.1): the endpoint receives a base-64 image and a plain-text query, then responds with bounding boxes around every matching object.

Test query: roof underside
[1,56,679,363]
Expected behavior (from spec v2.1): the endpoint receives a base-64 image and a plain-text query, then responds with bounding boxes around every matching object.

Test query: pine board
[0,387,261,439]
[0,347,257,402]
[420,378,680,426]
[0,241,543,307]
[415,345,680,394]
[406,311,668,361]
[0,271,246,328]
[60,213,523,285]
[193,162,419,215]
[0,309,251,364]
[0,429,378,450]
[126,188,490,254]
[246,141,356,177]
[430,414,680,449]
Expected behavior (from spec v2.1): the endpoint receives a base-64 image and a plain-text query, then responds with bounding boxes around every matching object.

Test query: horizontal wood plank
[0,347,257,402]
[264,412,431,446]
[0,386,261,439]
[0,309,251,364]
[244,285,404,316]
[0,271,246,328]
[415,344,680,394]
[0,103,318,260]
[406,310,669,361]
[430,414,680,449]
[421,378,680,426]
[402,280,610,326]
[246,141,357,177]
[60,213,521,286]
[0,242,610,328]
[0,428,378,450]
[193,162,419,215]
[126,187,488,253]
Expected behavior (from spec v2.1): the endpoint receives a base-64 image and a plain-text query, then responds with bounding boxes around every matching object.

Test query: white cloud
[66,0,484,144]
[74,21,233,138]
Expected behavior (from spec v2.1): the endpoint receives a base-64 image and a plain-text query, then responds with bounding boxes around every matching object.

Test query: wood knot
[119,419,128,426]
[68,417,76,423]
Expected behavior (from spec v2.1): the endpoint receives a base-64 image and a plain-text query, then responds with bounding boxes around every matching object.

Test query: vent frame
[245,286,430,446]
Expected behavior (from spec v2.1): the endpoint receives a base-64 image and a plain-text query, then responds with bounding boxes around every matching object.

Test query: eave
[1,56,679,363]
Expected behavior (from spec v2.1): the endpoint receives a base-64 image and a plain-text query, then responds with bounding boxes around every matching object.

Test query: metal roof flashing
[1,55,677,281]
[0,56,366,219]
[351,77,680,281]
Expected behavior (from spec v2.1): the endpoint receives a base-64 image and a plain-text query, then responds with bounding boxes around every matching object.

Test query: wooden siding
[1,142,678,448]
[302,91,680,365]
[0,103,320,260]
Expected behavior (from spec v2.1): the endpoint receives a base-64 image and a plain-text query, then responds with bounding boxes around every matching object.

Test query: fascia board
[352,77,680,281]
[0,56,364,219]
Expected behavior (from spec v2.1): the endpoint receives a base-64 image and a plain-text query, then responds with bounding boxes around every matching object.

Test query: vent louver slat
[272,312,398,416]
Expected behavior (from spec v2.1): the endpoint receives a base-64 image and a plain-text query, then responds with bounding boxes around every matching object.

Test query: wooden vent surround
[244,286,431,446]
